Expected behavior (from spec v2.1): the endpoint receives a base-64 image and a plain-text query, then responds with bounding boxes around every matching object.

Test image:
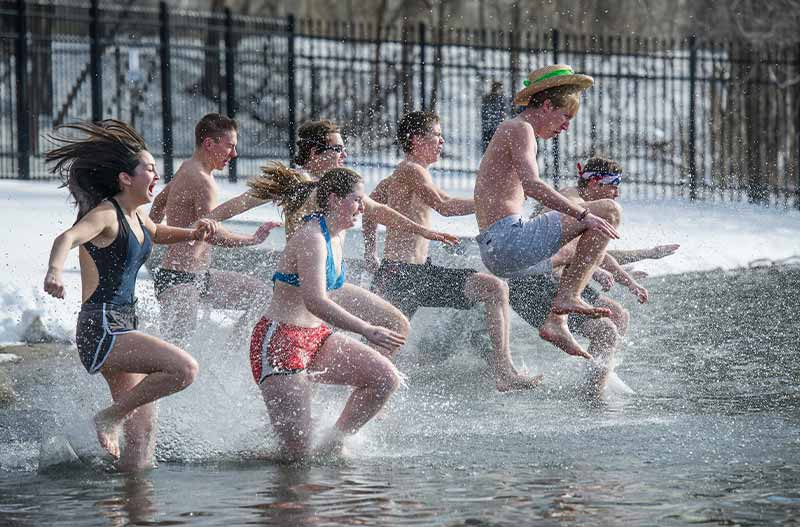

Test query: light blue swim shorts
[475,211,562,278]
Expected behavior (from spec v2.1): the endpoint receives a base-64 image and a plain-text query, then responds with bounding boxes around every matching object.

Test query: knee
[394,311,411,337]
[176,356,199,388]
[594,198,622,226]
[593,319,619,347]
[613,307,630,335]
[372,363,402,397]
[476,275,509,305]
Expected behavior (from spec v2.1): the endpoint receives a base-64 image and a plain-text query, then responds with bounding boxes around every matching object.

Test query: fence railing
[2,0,799,207]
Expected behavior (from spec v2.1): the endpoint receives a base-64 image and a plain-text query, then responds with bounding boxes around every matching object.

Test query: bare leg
[206,269,272,345]
[96,332,199,460]
[330,283,410,357]
[539,314,592,360]
[103,372,157,471]
[577,318,620,398]
[595,297,630,336]
[260,374,313,461]
[309,333,401,455]
[540,199,621,359]
[551,199,622,317]
[464,273,543,391]
[156,284,201,348]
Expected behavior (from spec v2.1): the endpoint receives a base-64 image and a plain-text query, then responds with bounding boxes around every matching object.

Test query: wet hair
[45,119,148,221]
[248,162,316,218]
[248,163,361,218]
[315,168,362,211]
[195,113,238,147]
[294,119,340,166]
[578,156,624,188]
[396,111,439,153]
[528,84,585,114]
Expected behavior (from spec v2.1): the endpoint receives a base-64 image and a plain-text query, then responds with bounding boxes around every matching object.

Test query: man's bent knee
[174,356,199,388]
[469,273,509,305]
[591,198,622,225]
[586,318,619,348]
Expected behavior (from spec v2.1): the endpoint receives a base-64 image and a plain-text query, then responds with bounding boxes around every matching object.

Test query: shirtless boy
[366,111,541,391]
[508,157,679,393]
[474,64,621,360]
[149,113,281,344]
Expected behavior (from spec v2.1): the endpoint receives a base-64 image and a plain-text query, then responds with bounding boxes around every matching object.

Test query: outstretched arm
[599,252,648,303]
[142,215,217,246]
[608,244,680,265]
[363,180,391,273]
[403,165,475,217]
[44,207,116,299]
[206,221,282,247]
[200,186,277,247]
[363,196,459,246]
[206,191,268,222]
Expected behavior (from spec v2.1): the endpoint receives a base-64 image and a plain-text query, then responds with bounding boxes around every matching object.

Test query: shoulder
[79,200,117,226]
[494,118,532,144]
[395,161,430,186]
[289,219,326,253]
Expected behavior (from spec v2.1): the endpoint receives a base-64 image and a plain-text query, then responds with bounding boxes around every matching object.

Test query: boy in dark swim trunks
[365,111,542,392]
[148,114,281,346]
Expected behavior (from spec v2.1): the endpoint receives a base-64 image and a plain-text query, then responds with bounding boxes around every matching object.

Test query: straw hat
[513,64,594,107]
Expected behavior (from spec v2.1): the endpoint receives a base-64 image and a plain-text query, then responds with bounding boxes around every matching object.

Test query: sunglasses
[316,143,346,154]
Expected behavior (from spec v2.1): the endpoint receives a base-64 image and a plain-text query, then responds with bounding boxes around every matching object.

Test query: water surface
[1,267,799,525]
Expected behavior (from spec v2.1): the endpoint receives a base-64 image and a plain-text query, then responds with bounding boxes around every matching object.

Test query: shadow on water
[1,267,800,525]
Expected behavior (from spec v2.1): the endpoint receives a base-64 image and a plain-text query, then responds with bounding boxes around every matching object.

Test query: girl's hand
[193,219,219,241]
[44,269,65,299]
[251,221,282,244]
[363,325,406,352]
[423,229,460,246]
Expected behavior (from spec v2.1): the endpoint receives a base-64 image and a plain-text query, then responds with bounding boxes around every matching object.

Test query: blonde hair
[248,162,316,218]
[248,163,363,219]
[528,84,584,115]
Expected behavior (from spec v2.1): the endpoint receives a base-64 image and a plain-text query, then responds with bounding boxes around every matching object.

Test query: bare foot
[313,428,350,460]
[551,296,612,318]
[93,409,123,460]
[580,360,610,400]
[539,315,593,360]
[496,372,544,392]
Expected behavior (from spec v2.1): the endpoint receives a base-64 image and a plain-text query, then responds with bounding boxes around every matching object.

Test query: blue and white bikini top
[271,213,346,291]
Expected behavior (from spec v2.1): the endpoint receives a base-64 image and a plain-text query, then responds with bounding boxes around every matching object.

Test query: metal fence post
[551,29,560,188]
[796,44,800,209]
[688,34,698,201]
[89,0,103,121]
[159,1,174,182]
[224,7,237,182]
[15,0,30,179]
[287,14,297,166]
[419,22,426,110]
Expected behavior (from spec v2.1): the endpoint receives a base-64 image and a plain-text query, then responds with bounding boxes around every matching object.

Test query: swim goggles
[576,163,622,186]
[582,171,621,186]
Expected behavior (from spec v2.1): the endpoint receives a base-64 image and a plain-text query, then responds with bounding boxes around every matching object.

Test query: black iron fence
[2,0,799,207]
